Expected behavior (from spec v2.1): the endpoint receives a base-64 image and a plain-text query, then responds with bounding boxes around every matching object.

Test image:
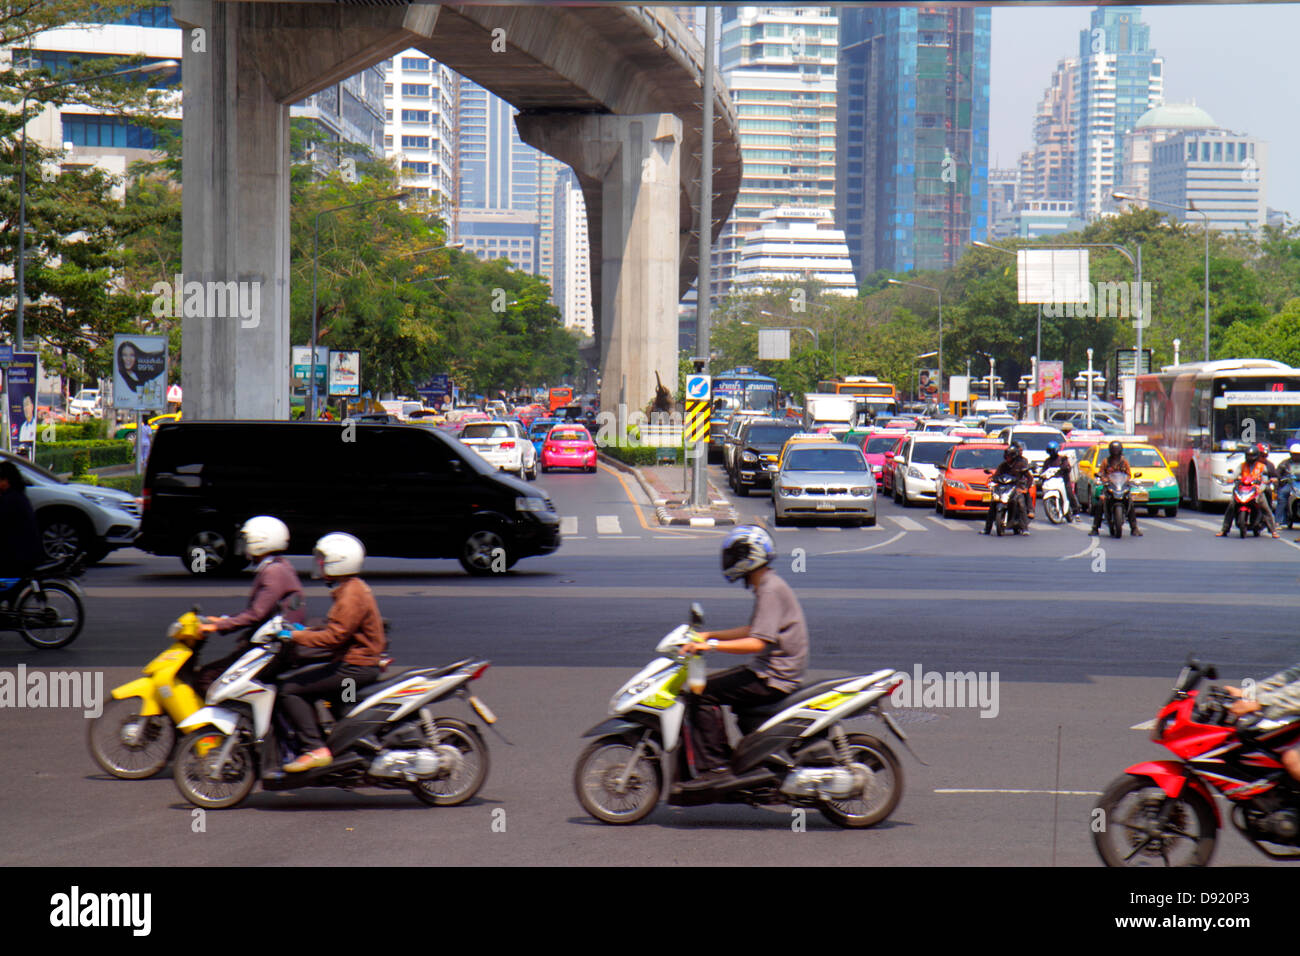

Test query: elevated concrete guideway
[175,1,739,421]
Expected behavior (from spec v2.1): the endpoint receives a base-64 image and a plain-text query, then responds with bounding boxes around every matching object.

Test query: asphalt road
[1,463,1296,866]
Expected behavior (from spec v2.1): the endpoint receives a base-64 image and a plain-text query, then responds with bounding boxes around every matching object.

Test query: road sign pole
[687,370,711,508]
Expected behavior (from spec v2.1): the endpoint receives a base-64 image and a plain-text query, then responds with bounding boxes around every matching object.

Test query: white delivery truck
[802,393,859,432]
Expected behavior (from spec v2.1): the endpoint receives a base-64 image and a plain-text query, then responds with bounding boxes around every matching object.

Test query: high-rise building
[536,155,563,302]
[554,168,593,336]
[1120,102,1216,206]
[1021,57,1079,205]
[836,7,991,276]
[1072,6,1163,219]
[733,207,857,296]
[1150,126,1267,234]
[383,52,459,217]
[715,6,839,300]
[987,168,1021,239]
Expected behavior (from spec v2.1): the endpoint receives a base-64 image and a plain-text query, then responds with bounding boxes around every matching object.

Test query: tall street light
[13,59,179,350]
[887,279,942,406]
[309,191,409,419]
[1113,191,1210,362]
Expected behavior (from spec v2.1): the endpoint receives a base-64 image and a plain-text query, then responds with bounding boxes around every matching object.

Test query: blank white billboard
[758,328,790,360]
[1017,249,1090,304]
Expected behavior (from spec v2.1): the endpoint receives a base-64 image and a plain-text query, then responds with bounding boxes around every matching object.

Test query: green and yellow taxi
[1074,441,1180,518]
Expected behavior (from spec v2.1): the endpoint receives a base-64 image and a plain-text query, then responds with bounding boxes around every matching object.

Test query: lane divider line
[819,530,907,555]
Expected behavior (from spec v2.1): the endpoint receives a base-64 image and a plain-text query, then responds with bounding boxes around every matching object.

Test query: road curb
[598,452,736,526]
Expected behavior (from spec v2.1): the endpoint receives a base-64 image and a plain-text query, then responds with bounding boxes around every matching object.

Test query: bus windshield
[714,378,778,412]
[1213,378,1300,450]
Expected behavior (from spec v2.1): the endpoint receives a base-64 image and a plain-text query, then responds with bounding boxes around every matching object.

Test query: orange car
[935,442,1037,517]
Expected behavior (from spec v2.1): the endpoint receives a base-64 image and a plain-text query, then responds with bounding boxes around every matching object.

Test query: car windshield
[550,428,590,442]
[909,440,959,465]
[1117,448,1166,468]
[950,447,1006,469]
[461,424,511,439]
[747,425,802,445]
[530,422,556,437]
[864,436,902,453]
[1012,430,1066,451]
[786,447,867,472]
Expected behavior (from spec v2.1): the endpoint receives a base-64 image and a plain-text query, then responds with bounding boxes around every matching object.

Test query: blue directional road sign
[686,374,711,401]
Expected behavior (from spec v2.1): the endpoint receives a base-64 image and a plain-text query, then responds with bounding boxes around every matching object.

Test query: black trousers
[279,662,379,751]
[686,666,788,772]
[984,491,1029,533]
[1221,498,1276,534]
[1092,494,1140,533]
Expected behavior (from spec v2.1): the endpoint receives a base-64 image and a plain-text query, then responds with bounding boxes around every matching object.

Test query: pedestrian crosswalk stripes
[560,516,578,536]
[595,515,623,535]
[1178,517,1222,531]
[891,515,927,531]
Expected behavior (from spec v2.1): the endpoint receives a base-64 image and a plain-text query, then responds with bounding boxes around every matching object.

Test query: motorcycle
[1037,465,1070,525]
[1097,472,1134,538]
[88,609,207,778]
[989,473,1027,536]
[573,604,910,828]
[172,615,495,809]
[1280,474,1300,529]
[1230,476,1266,538]
[0,552,85,649]
[1094,658,1300,867]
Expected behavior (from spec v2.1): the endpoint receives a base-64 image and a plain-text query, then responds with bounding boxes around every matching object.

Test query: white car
[891,434,961,506]
[2,451,139,562]
[458,420,538,480]
[993,425,1068,467]
[68,389,102,419]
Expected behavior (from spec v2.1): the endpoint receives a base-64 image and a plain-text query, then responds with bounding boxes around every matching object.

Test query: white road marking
[1131,719,1156,730]
[596,515,622,534]
[819,530,907,555]
[1139,519,1187,532]
[817,527,843,532]
[890,515,927,531]
[935,788,1102,796]
[1178,517,1222,531]
[925,516,949,530]
[560,516,578,536]
[1059,540,1100,561]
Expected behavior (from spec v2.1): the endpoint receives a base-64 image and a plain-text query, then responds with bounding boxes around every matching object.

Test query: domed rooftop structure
[1134,103,1217,130]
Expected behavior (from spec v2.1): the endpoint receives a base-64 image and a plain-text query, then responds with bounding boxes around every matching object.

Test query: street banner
[292,346,328,400]
[328,350,361,397]
[5,351,38,453]
[918,369,940,400]
[1040,360,1065,400]
[112,334,168,411]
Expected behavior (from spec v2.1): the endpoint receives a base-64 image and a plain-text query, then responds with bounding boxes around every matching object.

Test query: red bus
[548,386,574,412]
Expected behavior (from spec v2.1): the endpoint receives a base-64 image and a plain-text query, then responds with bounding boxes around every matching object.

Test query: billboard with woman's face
[113,335,168,410]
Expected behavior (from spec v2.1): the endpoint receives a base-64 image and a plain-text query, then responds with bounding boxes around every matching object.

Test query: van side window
[362,428,456,481]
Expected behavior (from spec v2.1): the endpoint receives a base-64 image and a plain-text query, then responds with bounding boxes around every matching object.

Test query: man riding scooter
[1225,662,1300,785]
[983,442,1033,535]
[1217,445,1279,538]
[1276,441,1300,530]
[1040,440,1081,521]
[1090,441,1142,537]
[678,525,809,789]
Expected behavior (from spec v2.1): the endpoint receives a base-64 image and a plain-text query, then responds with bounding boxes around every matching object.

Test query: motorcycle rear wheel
[574,736,661,824]
[412,718,489,806]
[173,729,256,809]
[818,734,903,829]
[17,581,84,649]
[88,697,176,779]
[1093,774,1216,867]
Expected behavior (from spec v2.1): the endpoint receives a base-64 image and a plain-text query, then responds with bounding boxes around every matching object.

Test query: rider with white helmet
[196,516,305,694]
[1275,440,1300,531]
[678,524,810,788]
[281,532,387,773]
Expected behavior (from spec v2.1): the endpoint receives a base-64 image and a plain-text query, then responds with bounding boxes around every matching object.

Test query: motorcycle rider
[1276,441,1300,528]
[1090,441,1142,537]
[195,516,305,694]
[983,441,1033,535]
[678,525,809,787]
[1258,441,1279,514]
[1225,667,1300,783]
[0,461,41,577]
[280,532,386,772]
[1217,445,1279,538]
[1039,440,1081,520]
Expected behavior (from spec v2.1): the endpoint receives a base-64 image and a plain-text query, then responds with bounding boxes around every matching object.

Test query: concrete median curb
[598,452,736,526]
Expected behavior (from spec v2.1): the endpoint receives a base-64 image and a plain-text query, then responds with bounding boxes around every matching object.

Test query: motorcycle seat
[347,658,473,699]
[736,677,849,722]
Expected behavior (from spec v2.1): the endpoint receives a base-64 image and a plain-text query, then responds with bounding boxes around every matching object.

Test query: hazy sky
[990,3,1300,220]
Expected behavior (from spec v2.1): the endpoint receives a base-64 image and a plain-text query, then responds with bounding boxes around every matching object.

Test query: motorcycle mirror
[1205,665,1218,680]
[689,603,705,626]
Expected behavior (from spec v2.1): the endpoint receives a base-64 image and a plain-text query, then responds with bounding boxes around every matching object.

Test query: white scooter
[1038,465,1071,524]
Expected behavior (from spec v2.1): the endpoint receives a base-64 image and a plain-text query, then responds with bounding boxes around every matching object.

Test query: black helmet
[1004,441,1023,460]
[1245,445,1260,463]
[1108,441,1123,458]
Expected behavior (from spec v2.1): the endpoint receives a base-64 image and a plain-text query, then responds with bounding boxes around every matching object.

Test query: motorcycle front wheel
[574,736,661,824]
[1045,495,1064,524]
[1110,502,1124,538]
[173,728,256,809]
[1237,509,1249,538]
[1093,774,1216,867]
[412,718,489,806]
[818,734,903,829]
[88,697,176,779]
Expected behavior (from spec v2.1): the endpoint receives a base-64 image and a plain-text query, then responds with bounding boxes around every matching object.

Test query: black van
[137,421,561,576]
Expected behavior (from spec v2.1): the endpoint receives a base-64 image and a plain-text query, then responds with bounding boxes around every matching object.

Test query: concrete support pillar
[518,113,681,419]
[171,0,438,420]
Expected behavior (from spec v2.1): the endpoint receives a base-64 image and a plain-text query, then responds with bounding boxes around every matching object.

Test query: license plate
[816,502,834,511]
[980,493,991,503]
[468,695,496,724]
[1133,491,1148,502]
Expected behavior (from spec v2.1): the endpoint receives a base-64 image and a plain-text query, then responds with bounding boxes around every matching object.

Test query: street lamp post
[887,279,942,406]
[13,59,179,351]
[309,191,409,419]
[1114,191,1210,362]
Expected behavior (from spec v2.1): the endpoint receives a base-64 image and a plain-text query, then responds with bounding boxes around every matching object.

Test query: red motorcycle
[1094,658,1300,867]
[1230,476,1267,537]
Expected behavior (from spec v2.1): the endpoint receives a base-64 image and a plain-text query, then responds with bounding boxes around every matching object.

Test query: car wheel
[735,482,748,498]
[180,527,246,576]
[1165,506,1178,518]
[459,529,513,576]
[527,460,538,481]
[37,510,92,562]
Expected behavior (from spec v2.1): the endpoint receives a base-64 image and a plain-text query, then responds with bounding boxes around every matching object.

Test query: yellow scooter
[88,610,207,778]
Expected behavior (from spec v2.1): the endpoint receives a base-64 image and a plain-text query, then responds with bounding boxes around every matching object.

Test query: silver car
[772,443,876,527]
[2,451,140,562]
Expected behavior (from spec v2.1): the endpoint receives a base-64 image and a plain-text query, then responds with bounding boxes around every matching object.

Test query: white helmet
[313,532,365,578]
[241,516,289,558]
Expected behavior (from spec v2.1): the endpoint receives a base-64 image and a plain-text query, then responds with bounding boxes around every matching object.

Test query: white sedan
[458,420,538,480]
[891,435,961,506]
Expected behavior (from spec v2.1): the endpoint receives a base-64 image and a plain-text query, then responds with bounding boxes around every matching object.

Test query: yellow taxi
[1074,440,1179,518]
[776,432,843,471]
